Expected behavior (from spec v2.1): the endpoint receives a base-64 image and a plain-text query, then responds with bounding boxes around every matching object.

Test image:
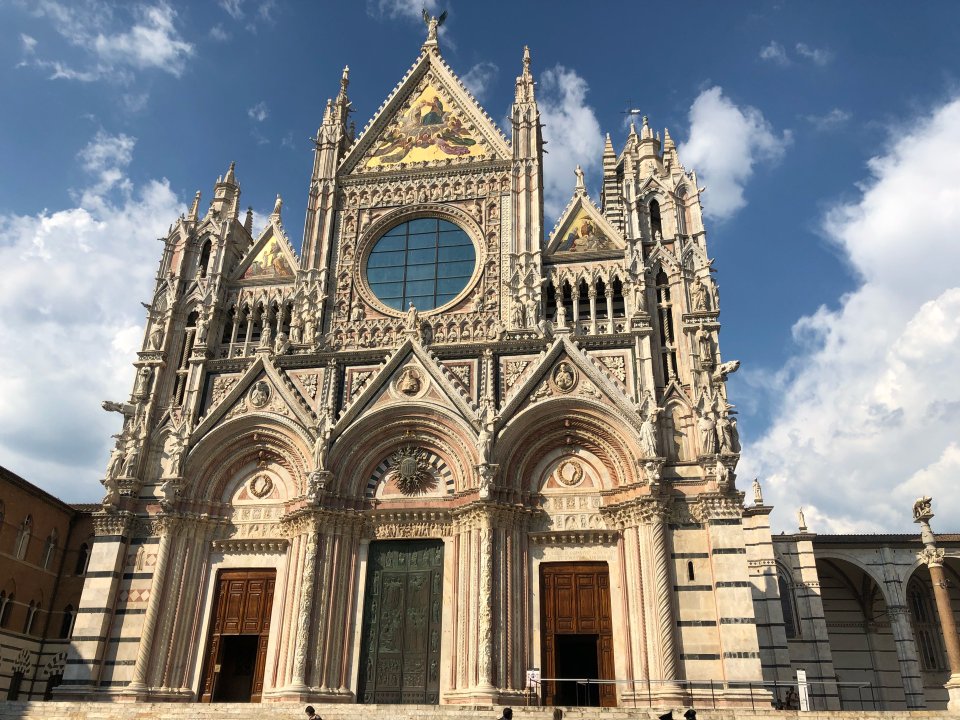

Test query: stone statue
[397,367,422,395]
[101,473,120,511]
[289,321,302,344]
[105,447,124,480]
[312,421,330,471]
[422,8,447,42]
[717,405,739,454]
[477,402,496,464]
[752,478,763,505]
[797,507,807,532]
[692,278,709,312]
[697,408,717,455]
[166,425,189,478]
[133,367,152,398]
[405,302,419,333]
[195,312,209,345]
[526,297,539,327]
[716,458,732,490]
[259,324,273,349]
[632,282,646,314]
[913,496,933,523]
[149,326,165,350]
[696,327,713,365]
[274,331,290,355]
[351,304,365,322]
[512,303,525,329]
[712,359,741,384]
[638,391,661,458]
[555,303,567,327]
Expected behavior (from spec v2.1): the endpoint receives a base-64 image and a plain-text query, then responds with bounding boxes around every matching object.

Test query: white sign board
[796,669,810,711]
[526,668,541,690]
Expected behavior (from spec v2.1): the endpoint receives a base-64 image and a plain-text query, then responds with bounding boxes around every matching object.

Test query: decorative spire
[522,45,532,77]
[603,133,615,158]
[339,65,350,96]
[244,206,254,235]
[188,191,201,222]
[663,127,675,149]
[272,194,283,217]
[224,161,236,185]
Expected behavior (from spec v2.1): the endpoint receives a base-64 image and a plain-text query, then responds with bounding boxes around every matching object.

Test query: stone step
[0,704,954,720]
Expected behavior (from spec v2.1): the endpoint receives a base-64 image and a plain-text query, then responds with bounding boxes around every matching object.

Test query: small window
[75,543,90,576]
[650,199,662,236]
[198,239,212,278]
[687,561,695,582]
[42,530,58,570]
[778,571,799,639]
[23,601,36,634]
[14,515,32,560]
[0,592,13,628]
[7,670,23,700]
[60,605,75,639]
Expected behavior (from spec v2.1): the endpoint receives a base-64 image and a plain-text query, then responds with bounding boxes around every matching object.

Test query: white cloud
[805,108,851,131]
[219,0,244,20]
[759,41,789,66]
[679,86,791,222]
[739,96,960,533]
[248,101,269,123]
[20,1,193,81]
[538,65,604,222]
[795,42,833,66]
[461,62,498,102]
[209,24,229,42]
[0,131,183,501]
[367,0,438,21]
[20,33,38,54]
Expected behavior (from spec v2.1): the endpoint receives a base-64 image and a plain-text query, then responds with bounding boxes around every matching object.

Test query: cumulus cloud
[0,131,182,501]
[248,101,269,123]
[538,65,604,222]
[461,62,498,102]
[679,86,791,222]
[805,108,851,131]
[759,41,789,66]
[19,1,193,82]
[739,96,960,533]
[795,42,833,66]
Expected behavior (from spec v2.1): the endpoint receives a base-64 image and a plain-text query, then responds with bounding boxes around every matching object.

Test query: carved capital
[92,511,136,537]
[689,493,744,524]
[919,546,945,568]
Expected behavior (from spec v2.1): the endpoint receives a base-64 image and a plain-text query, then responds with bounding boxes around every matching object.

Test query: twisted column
[650,516,678,682]
[128,518,174,692]
[477,516,495,691]
[291,523,319,689]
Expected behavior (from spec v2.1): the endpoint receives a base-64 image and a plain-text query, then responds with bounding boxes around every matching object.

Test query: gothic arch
[185,414,313,504]
[495,397,641,494]
[329,404,479,500]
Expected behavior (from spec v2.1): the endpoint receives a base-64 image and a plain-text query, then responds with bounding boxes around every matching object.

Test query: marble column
[913,497,960,710]
[290,522,319,690]
[127,517,174,693]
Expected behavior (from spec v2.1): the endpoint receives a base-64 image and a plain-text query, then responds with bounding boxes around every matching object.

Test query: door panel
[358,540,444,704]
[200,569,276,703]
[541,562,616,707]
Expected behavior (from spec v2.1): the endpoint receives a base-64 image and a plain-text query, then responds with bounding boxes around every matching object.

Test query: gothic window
[0,591,9,628]
[650,199,662,237]
[908,576,945,671]
[42,530,57,570]
[611,278,625,318]
[545,281,557,320]
[198,239,212,278]
[366,218,476,312]
[24,600,38,634]
[577,279,590,324]
[596,279,608,319]
[561,281,574,320]
[778,567,799,639]
[14,515,31,560]
[0,500,5,533]
[60,604,74,639]
[655,270,678,381]
[222,306,237,344]
[75,543,89,576]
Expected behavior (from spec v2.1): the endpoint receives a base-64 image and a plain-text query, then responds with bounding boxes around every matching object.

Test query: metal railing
[526,677,878,711]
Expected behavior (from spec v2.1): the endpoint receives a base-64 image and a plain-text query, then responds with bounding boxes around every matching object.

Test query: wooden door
[200,569,276,703]
[541,562,616,706]
[357,540,444,704]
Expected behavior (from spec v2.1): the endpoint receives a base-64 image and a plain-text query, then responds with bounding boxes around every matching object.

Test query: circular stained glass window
[366,217,477,312]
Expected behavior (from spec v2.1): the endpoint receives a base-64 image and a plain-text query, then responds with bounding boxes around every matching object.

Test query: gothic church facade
[57,26,960,710]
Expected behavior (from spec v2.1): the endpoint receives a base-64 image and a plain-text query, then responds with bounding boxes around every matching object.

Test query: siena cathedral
[58,21,960,713]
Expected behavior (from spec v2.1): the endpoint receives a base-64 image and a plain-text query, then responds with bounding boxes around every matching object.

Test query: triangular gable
[341,50,510,175]
[498,335,640,431]
[546,192,625,256]
[193,355,317,441]
[332,337,480,439]
[233,219,299,283]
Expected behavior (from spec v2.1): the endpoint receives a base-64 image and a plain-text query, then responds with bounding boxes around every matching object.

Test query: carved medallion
[555,460,584,487]
[249,380,271,408]
[249,474,274,499]
[387,447,435,495]
[552,362,577,393]
[396,367,423,396]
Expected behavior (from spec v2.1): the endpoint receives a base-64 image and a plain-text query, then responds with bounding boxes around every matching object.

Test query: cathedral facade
[58,25,960,711]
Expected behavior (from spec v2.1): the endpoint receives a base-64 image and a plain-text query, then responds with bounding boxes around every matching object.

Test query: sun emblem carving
[387,447,436,496]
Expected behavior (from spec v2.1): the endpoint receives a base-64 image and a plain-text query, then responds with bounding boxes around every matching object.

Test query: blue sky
[2,0,959,533]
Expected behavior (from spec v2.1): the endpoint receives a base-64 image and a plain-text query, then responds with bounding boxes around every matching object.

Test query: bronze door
[541,562,616,707]
[200,569,275,703]
[358,540,444,704]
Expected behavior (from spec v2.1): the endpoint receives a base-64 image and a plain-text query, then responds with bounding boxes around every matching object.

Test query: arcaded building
[58,23,960,711]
